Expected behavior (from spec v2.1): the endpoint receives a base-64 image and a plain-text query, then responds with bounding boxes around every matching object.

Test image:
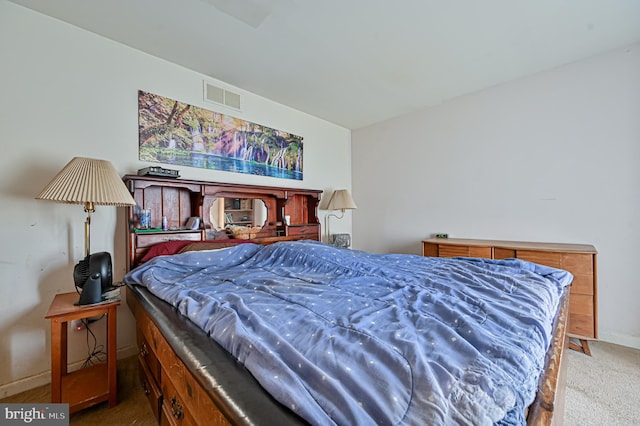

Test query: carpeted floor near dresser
[2,340,639,425]
[564,340,640,426]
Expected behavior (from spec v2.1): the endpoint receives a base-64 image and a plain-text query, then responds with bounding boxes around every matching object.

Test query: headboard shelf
[124,175,322,269]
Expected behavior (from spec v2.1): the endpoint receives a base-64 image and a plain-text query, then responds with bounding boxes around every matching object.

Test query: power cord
[76,283,123,367]
[80,315,107,368]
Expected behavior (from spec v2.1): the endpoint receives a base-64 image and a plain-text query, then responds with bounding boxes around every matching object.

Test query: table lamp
[325,189,357,246]
[36,157,136,304]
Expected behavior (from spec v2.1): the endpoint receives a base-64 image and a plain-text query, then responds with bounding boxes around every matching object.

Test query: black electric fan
[73,251,113,305]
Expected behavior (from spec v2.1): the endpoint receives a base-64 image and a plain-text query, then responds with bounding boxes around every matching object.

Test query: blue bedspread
[124,240,572,425]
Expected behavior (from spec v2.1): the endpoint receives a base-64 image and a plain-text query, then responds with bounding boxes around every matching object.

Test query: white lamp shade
[36,157,135,206]
[327,189,357,211]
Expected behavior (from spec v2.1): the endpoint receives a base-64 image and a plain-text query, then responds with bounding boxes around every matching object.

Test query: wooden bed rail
[526,289,570,425]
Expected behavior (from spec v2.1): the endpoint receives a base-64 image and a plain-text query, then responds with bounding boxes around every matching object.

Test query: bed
[122,176,571,425]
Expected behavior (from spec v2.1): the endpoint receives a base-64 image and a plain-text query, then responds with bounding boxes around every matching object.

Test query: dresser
[422,238,597,355]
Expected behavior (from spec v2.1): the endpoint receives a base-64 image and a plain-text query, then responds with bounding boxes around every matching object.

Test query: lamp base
[331,233,351,248]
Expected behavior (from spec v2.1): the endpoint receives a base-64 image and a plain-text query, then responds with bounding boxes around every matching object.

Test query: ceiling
[9,0,640,129]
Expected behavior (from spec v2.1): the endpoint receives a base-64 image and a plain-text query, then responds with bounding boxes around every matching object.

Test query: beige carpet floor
[2,340,639,425]
[564,340,640,425]
[1,356,155,426]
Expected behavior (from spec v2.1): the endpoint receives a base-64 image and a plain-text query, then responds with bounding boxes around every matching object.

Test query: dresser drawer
[561,253,594,296]
[138,309,164,363]
[163,352,231,426]
[438,245,469,258]
[137,328,161,384]
[561,253,593,275]
[136,232,202,248]
[570,274,594,295]
[568,294,595,338]
[517,251,594,296]
[438,245,492,259]
[160,368,197,426]
[569,313,596,338]
[138,355,162,422]
[569,294,594,316]
[493,248,515,259]
[516,250,562,269]
[286,225,319,237]
[422,242,438,257]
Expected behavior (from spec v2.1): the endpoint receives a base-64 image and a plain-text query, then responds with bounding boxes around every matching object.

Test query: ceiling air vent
[204,81,241,110]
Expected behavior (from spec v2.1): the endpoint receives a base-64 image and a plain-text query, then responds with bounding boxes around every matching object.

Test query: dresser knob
[141,380,150,396]
[170,395,184,420]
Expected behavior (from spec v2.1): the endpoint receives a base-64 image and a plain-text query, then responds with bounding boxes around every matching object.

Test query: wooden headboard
[124,175,322,270]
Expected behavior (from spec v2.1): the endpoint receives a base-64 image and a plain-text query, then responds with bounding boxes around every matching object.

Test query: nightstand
[45,292,120,413]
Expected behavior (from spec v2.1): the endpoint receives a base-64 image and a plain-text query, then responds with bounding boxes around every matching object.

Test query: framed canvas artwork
[138,90,303,180]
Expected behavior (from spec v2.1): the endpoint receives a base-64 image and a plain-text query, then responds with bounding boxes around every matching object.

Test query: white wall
[0,1,351,396]
[352,44,640,349]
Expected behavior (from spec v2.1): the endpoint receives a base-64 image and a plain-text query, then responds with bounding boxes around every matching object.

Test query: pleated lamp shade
[36,157,135,207]
[326,189,357,212]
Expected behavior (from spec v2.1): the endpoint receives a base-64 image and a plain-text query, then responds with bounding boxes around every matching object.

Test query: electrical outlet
[71,316,102,331]
[71,319,85,331]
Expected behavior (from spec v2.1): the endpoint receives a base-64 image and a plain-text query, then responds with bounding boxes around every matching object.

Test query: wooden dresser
[422,238,598,355]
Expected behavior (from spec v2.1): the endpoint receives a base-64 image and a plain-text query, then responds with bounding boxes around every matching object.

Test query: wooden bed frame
[123,176,569,425]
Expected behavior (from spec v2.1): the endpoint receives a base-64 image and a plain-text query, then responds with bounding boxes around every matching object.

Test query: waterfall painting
[138,90,303,180]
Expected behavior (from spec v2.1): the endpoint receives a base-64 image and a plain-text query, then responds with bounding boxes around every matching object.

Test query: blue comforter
[124,240,572,425]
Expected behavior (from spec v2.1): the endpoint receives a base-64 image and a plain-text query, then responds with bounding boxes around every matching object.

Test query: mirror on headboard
[209,198,268,231]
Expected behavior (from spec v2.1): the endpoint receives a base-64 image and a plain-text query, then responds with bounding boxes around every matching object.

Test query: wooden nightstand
[45,292,120,413]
